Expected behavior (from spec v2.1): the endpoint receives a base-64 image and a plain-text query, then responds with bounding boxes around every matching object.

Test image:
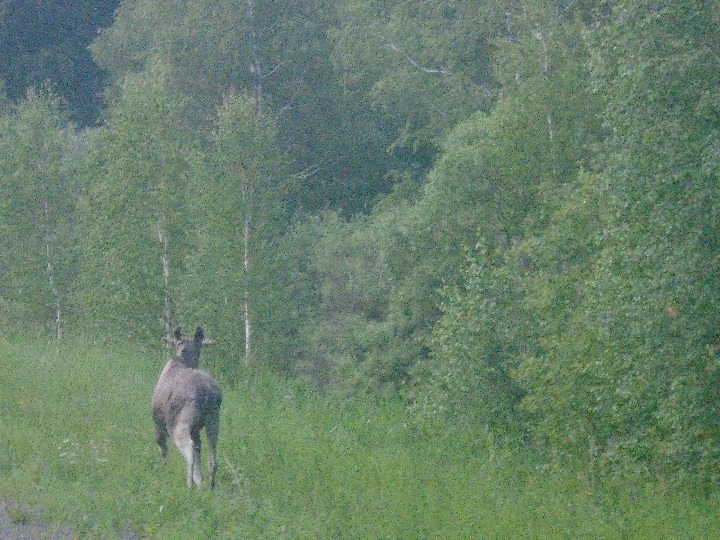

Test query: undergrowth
[0,336,718,538]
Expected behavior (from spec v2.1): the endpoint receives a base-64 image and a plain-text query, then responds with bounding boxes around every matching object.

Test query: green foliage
[91,0,253,115]
[574,0,720,482]
[0,90,77,333]
[178,94,289,378]
[331,0,499,152]
[392,1,717,490]
[77,64,198,340]
[91,0,386,213]
[292,211,397,391]
[512,173,615,461]
[412,245,527,437]
[400,7,600,419]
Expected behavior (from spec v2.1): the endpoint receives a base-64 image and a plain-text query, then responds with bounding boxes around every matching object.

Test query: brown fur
[152,326,222,488]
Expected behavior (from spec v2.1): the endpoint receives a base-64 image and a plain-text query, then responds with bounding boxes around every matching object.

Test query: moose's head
[163,326,217,369]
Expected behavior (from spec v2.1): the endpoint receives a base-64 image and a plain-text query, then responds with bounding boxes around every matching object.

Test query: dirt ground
[0,500,73,540]
[0,500,143,540]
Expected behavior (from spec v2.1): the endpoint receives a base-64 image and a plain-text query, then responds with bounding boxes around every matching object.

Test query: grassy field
[0,337,719,538]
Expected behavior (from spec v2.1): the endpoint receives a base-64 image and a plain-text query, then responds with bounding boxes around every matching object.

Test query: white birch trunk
[157,221,172,338]
[522,4,558,181]
[243,224,251,367]
[38,153,62,340]
[246,0,263,112]
[534,29,558,179]
[43,198,62,340]
[242,0,260,370]
[241,168,253,371]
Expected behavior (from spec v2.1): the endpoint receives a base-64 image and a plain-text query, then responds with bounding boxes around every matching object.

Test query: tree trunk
[521,4,559,181]
[43,198,62,340]
[38,155,62,340]
[246,0,263,112]
[157,221,172,338]
[239,166,253,373]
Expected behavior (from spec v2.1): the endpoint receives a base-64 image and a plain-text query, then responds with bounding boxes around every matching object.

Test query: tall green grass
[1,336,719,538]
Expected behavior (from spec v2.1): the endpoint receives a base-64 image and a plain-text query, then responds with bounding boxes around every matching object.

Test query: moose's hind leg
[172,424,202,488]
[155,423,168,458]
[205,414,220,490]
[191,428,202,486]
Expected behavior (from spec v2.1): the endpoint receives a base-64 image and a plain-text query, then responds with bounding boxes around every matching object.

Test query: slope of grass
[1,336,719,538]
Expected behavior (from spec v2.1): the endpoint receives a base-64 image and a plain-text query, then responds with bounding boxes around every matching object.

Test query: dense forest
[1,0,719,488]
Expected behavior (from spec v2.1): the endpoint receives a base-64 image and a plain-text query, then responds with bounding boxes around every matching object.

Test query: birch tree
[77,65,196,340]
[91,0,354,211]
[179,94,287,378]
[0,90,76,336]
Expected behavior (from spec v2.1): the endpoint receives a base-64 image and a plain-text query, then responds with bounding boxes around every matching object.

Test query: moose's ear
[162,325,183,345]
[194,327,205,342]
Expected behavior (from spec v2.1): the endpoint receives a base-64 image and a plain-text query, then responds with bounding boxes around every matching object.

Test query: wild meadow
[1,336,718,539]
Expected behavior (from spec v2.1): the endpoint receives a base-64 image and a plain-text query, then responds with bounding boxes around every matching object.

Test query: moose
[152,326,222,489]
